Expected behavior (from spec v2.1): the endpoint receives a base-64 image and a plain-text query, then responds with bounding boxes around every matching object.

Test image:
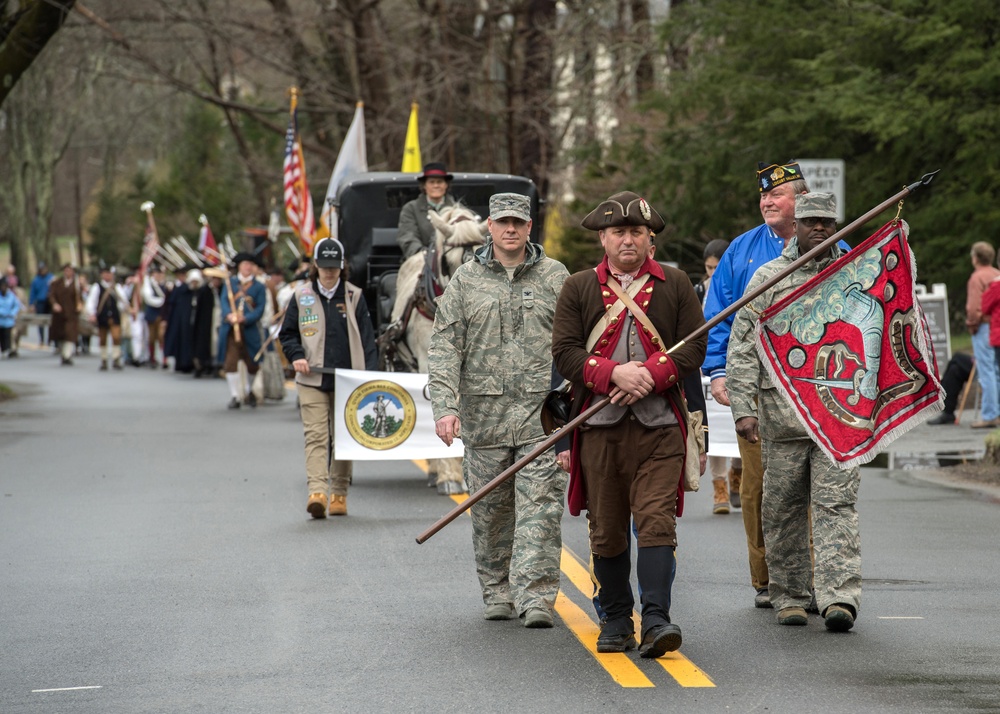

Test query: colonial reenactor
[396,162,458,260]
[552,191,706,657]
[48,263,83,366]
[218,253,267,409]
[85,264,128,370]
[429,192,569,628]
[142,265,168,368]
[726,192,861,632]
[279,238,377,518]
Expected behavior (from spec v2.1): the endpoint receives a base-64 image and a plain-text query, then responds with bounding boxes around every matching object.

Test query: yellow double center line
[441,490,714,688]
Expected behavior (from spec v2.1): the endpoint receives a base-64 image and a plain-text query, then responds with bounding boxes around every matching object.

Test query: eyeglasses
[798,216,836,229]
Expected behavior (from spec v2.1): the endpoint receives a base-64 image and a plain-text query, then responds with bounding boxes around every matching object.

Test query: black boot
[593,549,636,652]
[637,546,682,658]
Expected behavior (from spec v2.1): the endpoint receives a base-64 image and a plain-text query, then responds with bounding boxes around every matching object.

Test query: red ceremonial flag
[283,91,316,255]
[198,218,220,266]
[755,220,944,468]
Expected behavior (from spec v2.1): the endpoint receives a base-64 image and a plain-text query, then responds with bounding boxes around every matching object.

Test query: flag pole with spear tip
[415,170,940,545]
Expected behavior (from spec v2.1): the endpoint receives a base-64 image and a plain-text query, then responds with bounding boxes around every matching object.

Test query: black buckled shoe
[639,623,682,658]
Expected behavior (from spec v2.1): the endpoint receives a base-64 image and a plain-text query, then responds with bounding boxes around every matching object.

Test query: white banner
[333,369,464,461]
[703,375,740,458]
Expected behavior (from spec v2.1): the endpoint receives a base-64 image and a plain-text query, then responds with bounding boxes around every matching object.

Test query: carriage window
[385,187,422,209]
[452,184,497,208]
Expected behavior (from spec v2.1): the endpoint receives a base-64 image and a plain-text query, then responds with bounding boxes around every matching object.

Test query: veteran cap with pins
[757,161,804,193]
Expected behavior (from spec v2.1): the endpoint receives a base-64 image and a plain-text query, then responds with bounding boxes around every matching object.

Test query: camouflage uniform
[727,237,861,617]
[428,237,569,614]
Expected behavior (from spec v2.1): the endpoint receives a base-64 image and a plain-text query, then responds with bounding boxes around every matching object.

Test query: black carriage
[334,171,541,333]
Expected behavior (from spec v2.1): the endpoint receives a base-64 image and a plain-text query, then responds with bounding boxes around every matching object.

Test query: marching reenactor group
[9,160,936,659]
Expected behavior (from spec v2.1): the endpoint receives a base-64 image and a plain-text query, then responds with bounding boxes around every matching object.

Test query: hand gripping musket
[218,264,243,344]
[415,171,940,545]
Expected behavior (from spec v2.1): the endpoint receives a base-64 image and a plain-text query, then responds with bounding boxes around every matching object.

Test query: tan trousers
[297,384,353,496]
[737,434,769,590]
[98,324,122,362]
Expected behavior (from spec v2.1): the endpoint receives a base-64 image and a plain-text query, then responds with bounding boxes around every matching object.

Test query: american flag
[283,96,315,255]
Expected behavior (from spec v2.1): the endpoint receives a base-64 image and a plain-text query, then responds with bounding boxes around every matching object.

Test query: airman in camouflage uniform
[428,192,569,628]
[727,193,861,632]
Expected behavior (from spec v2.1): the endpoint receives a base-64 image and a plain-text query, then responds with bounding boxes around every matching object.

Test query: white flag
[333,369,464,461]
[320,102,368,240]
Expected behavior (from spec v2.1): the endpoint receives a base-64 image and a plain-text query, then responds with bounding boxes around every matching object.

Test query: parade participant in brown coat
[552,191,706,658]
[48,263,82,366]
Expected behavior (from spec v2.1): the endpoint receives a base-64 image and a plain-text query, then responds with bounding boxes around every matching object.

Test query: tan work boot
[328,494,347,516]
[728,466,742,509]
[712,479,730,514]
[307,492,328,519]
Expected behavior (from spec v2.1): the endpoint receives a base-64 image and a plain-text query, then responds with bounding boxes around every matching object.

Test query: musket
[415,170,940,545]
[219,265,243,344]
[253,308,286,362]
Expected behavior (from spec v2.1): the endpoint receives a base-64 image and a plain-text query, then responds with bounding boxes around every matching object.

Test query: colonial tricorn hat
[581,191,665,233]
[417,162,453,182]
[757,161,804,193]
[231,252,261,268]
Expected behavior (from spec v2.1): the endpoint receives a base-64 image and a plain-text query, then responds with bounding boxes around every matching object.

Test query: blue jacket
[29,273,53,307]
[0,290,20,328]
[217,277,266,365]
[703,223,849,379]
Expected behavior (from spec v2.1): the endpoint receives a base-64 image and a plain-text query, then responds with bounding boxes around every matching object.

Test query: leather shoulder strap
[585,275,653,352]
[605,276,664,347]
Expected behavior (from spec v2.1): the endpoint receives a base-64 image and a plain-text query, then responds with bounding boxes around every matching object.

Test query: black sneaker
[638,623,682,658]
[596,630,637,653]
[927,412,956,426]
[247,393,257,408]
[227,398,241,409]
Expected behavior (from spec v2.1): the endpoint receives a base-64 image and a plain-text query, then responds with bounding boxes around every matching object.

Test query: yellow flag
[402,103,422,172]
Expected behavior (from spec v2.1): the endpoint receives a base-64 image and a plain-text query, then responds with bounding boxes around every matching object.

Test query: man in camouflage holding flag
[726,192,861,633]
[429,192,570,628]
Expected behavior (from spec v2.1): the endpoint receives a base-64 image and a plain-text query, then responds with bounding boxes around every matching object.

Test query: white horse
[385,204,487,494]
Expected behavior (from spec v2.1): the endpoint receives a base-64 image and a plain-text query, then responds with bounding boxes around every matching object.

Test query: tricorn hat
[231,252,261,268]
[313,238,345,269]
[581,191,665,233]
[757,161,804,193]
[417,162,453,182]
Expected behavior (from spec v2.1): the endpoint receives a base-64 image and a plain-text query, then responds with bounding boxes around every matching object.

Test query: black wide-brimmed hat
[417,162,453,182]
[581,191,665,233]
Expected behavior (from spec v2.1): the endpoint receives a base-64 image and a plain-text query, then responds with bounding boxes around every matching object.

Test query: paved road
[2,348,999,713]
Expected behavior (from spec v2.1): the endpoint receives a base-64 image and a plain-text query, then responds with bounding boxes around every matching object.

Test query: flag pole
[415,170,940,545]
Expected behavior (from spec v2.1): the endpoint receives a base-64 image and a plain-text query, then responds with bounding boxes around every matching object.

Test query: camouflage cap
[795,192,838,220]
[489,192,531,222]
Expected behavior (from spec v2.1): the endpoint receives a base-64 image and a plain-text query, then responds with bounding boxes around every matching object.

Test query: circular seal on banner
[344,380,417,451]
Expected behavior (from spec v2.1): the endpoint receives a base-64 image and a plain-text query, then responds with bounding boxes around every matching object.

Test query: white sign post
[797,159,846,223]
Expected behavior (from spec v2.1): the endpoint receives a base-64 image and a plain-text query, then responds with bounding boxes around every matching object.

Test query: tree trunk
[0,0,76,108]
